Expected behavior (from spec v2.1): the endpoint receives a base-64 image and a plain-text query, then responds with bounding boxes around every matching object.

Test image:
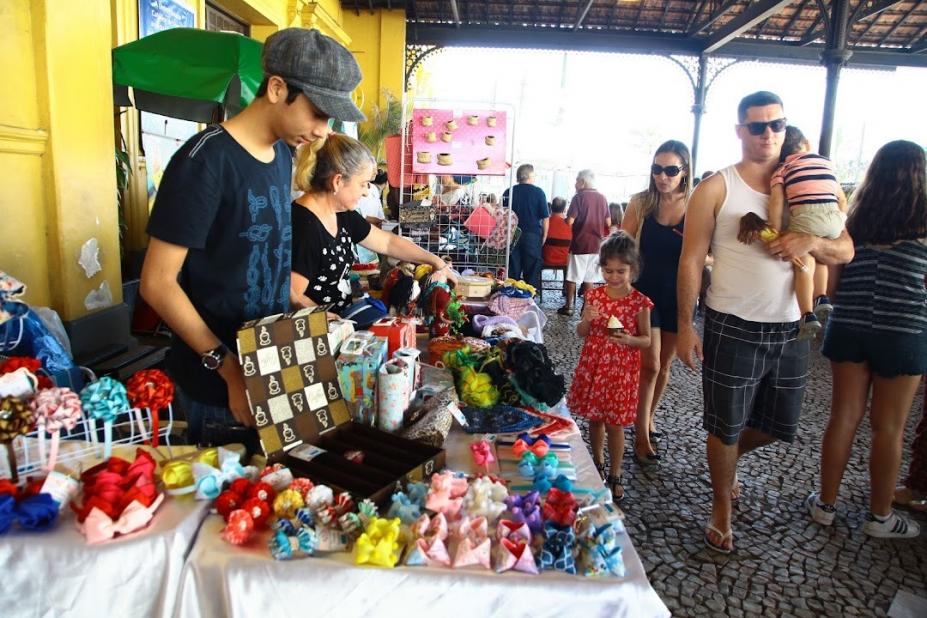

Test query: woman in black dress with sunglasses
[622,140,692,466]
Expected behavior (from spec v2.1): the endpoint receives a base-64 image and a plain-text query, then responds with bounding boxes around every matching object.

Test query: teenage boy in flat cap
[141,29,365,451]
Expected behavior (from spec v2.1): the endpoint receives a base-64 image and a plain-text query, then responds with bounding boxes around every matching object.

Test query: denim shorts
[822,322,927,378]
[175,387,261,457]
[702,309,809,445]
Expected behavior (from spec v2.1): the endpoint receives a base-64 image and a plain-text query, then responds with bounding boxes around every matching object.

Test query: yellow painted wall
[1,0,120,319]
[343,9,406,121]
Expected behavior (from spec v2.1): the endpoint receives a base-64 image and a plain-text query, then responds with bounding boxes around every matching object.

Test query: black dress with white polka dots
[291,203,372,312]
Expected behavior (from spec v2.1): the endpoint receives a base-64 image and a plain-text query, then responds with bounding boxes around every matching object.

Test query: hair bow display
[79,377,129,460]
[160,448,218,496]
[269,525,317,560]
[496,519,532,543]
[274,488,306,519]
[576,520,624,577]
[354,517,401,567]
[517,452,559,480]
[512,432,551,458]
[426,471,468,519]
[539,521,576,574]
[125,369,174,448]
[80,493,165,544]
[71,449,158,527]
[542,486,577,527]
[306,484,334,512]
[450,516,491,569]
[469,439,496,474]
[405,512,451,567]
[462,476,508,523]
[0,356,53,390]
[191,447,249,500]
[404,481,429,507]
[494,537,539,575]
[222,509,255,545]
[533,472,573,495]
[505,491,543,534]
[1,395,34,482]
[386,490,422,525]
[0,492,60,534]
[31,387,82,472]
[316,492,355,529]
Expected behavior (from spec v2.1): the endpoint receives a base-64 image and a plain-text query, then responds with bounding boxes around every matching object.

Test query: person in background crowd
[543,197,572,267]
[622,140,691,464]
[808,140,927,539]
[608,202,625,233]
[355,169,388,263]
[140,29,363,453]
[558,169,611,316]
[567,232,653,503]
[676,91,853,553]
[504,164,550,289]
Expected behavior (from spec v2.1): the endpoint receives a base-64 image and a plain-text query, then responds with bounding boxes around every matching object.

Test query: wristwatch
[201,343,230,371]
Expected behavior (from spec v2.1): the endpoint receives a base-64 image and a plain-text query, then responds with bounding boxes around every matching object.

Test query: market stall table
[175,425,670,618]
[1,447,210,618]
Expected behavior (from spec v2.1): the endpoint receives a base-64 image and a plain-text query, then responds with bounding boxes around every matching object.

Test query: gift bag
[486,209,519,250]
[0,301,75,374]
[464,204,498,239]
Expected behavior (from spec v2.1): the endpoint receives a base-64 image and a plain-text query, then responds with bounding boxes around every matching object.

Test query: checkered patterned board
[237,306,351,460]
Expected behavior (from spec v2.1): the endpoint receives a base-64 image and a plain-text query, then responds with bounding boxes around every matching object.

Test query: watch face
[202,351,221,370]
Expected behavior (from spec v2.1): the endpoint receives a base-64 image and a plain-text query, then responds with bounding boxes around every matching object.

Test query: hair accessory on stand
[79,377,129,461]
[126,369,174,448]
[0,395,34,482]
[469,439,495,474]
[512,433,551,458]
[30,387,82,472]
[517,452,559,480]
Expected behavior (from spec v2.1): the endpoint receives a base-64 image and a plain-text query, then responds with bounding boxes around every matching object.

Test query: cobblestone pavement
[537,292,927,617]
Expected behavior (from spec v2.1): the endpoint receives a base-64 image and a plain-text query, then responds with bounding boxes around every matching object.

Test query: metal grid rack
[399,99,516,276]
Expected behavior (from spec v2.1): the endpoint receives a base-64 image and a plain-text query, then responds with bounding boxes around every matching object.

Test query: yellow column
[343,9,406,120]
[31,0,121,319]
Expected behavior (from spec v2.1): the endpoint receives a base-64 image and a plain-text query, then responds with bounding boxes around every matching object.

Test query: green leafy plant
[115,142,132,259]
[358,89,404,163]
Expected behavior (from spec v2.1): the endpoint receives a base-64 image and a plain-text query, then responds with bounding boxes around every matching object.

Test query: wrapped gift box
[368,317,417,357]
[327,318,355,355]
[237,308,443,505]
[335,331,388,425]
[456,276,493,299]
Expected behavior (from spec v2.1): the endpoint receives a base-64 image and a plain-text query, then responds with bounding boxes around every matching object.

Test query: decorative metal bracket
[405,44,445,91]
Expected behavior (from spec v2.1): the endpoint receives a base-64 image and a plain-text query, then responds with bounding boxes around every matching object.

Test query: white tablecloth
[3,488,209,618]
[175,426,670,618]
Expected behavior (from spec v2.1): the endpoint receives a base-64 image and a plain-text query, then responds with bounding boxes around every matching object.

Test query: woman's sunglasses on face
[740,118,787,136]
[651,164,685,177]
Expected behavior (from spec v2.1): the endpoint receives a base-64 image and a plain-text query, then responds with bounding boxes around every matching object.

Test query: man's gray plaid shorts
[702,308,810,445]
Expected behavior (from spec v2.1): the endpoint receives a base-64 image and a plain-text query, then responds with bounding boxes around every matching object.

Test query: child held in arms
[566,232,652,503]
[767,125,848,339]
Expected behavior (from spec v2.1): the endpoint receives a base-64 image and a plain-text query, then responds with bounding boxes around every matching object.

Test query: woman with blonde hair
[622,140,691,465]
[291,134,453,311]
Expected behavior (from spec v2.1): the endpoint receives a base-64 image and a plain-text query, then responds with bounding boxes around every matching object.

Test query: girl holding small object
[767,126,848,339]
[566,232,653,502]
[808,140,927,538]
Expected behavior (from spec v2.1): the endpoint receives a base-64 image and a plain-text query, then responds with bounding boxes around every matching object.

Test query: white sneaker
[806,492,836,526]
[863,510,921,538]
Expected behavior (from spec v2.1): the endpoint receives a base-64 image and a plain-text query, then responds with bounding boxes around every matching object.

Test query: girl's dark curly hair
[599,230,642,279]
[779,125,809,163]
[847,140,927,245]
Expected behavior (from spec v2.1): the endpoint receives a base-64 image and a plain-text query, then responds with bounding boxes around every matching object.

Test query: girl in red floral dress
[567,232,653,502]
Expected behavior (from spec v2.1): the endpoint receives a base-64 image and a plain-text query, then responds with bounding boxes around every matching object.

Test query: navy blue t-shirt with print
[291,207,371,312]
[147,125,293,406]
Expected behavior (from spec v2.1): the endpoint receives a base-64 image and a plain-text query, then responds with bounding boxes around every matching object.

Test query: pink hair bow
[80,493,164,544]
[451,516,491,569]
[494,537,539,574]
[496,518,532,543]
[425,471,467,519]
[31,387,82,471]
[406,512,451,567]
[469,440,495,474]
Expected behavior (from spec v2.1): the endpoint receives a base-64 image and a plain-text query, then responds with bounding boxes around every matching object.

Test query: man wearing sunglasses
[141,29,364,454]
[676,91,854,554]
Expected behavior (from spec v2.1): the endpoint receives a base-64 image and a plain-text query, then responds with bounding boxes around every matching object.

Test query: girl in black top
[291,134,453,312]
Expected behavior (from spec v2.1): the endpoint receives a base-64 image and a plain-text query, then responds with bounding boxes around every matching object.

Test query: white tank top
[706,165,800,323]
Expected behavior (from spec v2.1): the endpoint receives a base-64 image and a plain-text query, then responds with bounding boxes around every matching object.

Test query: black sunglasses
[740,118,787,136]
[651,164,685,177]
